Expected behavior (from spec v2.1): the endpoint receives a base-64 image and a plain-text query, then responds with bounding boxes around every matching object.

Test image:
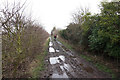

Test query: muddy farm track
[40,37,111,79]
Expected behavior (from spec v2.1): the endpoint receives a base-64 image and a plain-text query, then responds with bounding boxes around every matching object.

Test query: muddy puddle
[49,54,77,78]
[49,55,70,78]
[56,49,60,52]
[51,68,68,78]
[66,51,74,57]
[63,63,73,72]
[49,55,65,65]
[59,55,65,62]
[49,47,55,52]
[57,41,62,45]
[49,57,60,64]
[49,42,53,46]
[52,72,69,78]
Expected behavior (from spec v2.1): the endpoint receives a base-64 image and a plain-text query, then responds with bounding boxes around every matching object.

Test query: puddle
[63,63,72,72]
[49,55,76,78]
[60,66,64,71]
[62,63,76,77]
[49,57,59,64]
[57,41,62,45]
[56,49,60,52]
[49,55,65,65]
[66,51,74,56]
[52,66,69,78]
[49,42,53,46]
[49,47,55,52]
[52,72,68,78]
[59,55,65,62]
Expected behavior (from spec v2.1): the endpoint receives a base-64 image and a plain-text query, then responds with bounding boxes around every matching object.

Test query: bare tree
[1,0,49,78]
[0,1,27,54]
[0,1,28,77]
[72,7,90,25]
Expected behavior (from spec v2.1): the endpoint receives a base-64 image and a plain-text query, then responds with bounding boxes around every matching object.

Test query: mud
[40,37,112,78]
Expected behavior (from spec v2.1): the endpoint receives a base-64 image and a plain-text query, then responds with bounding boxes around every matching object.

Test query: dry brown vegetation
[1,1,49,78]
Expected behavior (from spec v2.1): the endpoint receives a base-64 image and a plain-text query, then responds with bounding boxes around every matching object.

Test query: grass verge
[57,37,73,50]
[31,38,50,78]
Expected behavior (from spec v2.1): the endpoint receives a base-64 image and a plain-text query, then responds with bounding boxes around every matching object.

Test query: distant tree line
[59,1,120,59]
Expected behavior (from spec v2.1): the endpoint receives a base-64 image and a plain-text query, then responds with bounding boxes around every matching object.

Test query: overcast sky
[0,0,111,33]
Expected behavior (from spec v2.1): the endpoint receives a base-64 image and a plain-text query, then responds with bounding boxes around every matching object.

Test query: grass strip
[32,38,50,78]
[57,37,73,50]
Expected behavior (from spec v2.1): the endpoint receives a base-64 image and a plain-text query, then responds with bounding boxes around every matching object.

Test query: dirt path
[40,37,111,78]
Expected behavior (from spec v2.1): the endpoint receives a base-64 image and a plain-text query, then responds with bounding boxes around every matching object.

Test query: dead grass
[28,37,50,78]
[2,26,49,78]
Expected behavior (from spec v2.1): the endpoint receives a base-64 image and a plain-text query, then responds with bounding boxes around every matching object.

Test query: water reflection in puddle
[63,63,76,77]
[59,55,65,62]
[49,55,65,65]
[60,66,64,71]
[52,72,68,78]
[57,41,62,45]
[49,42,53,46]
[56,49,59,52]
[52,67,68,78]
[66,51,74,56]
[64,63,71,71]
[49,47,55,52]
[49,57,59,64]
[49,55,76,78]
[59,64,74,78]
